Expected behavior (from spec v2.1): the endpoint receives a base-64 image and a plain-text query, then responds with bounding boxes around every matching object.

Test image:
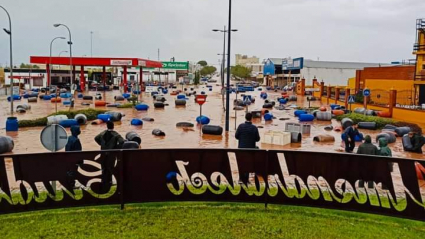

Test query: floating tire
[313,135,335,142]
[176,122,194,127]
[358,122,377,130]
[202,125,223,135]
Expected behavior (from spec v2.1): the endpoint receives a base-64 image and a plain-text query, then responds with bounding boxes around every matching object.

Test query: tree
[197,60,208,67]
[231,65,252,80]
[19,63,39,69]
[200,66,217,77]
[194,71,200,85]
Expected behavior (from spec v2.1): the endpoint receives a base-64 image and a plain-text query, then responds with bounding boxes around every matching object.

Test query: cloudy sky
[0,0,423,67]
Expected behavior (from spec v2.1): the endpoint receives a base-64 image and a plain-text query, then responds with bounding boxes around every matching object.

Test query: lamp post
[53,23,73,91]
[213,9,237,132]
[49,37,66,87]
[90,31,93,57]
[1,5,14,115]
[58,50,68,57]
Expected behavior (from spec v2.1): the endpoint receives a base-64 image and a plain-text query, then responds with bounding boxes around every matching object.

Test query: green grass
[335,113,422,132]
[117,103,134,109]
[18,109,108,128]
[0,202,423,239]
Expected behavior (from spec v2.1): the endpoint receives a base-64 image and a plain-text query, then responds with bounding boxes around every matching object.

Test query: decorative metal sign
[0,149,424,221]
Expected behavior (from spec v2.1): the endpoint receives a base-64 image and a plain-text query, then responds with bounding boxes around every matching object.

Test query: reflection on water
[0,83,424,160]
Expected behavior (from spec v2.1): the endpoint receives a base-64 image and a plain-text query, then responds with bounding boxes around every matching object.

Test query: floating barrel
[97,114,111,122]
[151,92,159,97]
[50,94,57,98]
[291,132,302,143]
[358,122,377,130]
[377,111,391,118]
[122,141,140,149]
[156,96,166,102]
[395,127,411,137]
[95,95,102,100]
[47,115,68,125]
[126,132,142,145]
[59,119,79,128]
[330,104,339,110]
[260,93,268,99]
[316,112,332,121]
[354,108,365,114]
[114,96,125,101]
[107,104,120,108]
[294,110,307,117]
[176,122,194,127]
[175,99,187,106]
[78,93,84,99]
[63,100,71,106]
[133,90,141,95]
[16,108,26,113]
[83,95,93,100]
[123,93,131,99]
[7,95,22,102]
[81,102,90,106]
[154,102,165,108]
[152,129,166,136]
[376,133,396,144]
[320,106,327,112]
[365,110,376,116]
[107,112,123,122]
[0,136,14,154]
[177,94,186,100]
[332,110,345,116]
[95,101,106,107]
[135,104,149,111]
[60,88,67,93]
[74,114,87,125]
[299,114,314,122]
[264,113,273,121]
[313,135,335,142]
[162,89,169,94]
[43,95,52,101]
[28,97,37,103]
[312,110,320,117]
[23,94,30,99]
[142,117,154,122]
[91,119,103,125]
[234,106,244,111]
[51,98,62,103]
[5,117,18,132]
[402,134,413,151]
[384,124,397,130]
[60,93,72,98]
[196,116,210,125]
[202,125,223,135]
[131,119,143,126]
[324,125,334,131]
[262,103,273,109]
[17,104,31,111]
[279,98,287,104]
[341,118,354,130]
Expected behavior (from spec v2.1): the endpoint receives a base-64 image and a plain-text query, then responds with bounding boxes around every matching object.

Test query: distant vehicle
[201,78,208,82]
[207,78,217,83]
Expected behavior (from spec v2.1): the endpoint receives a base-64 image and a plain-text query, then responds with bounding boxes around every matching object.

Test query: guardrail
[0,149,424,221]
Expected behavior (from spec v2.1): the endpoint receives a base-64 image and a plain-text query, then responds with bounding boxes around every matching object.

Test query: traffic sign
[348,95,355,104]
[195,95,208,106]
[40,124,68,152]
[363,89,371,97]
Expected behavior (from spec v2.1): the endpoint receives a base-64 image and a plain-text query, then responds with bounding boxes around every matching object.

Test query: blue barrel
[135,104,149,111]
[299,114,315,122]
[6,117,18,132]
[330,104,341,110]
[279,98,287,104]
[7,95,21,102]
[131,119,143,126]
[31,88,40,92]
[162,89,169,94]
[177,94,186,99]
[264,113,273,121]
[133,90,141,95]
[341,133,364,142]
[43,95,52,100]
[59,119,79,128]
[260,93,268,99]
[294,110,307,117]
[77,93,84,98]
[122,93,131,99]
[151,92,159,96]
[97,114,111,122]
[196,116,210,125]
[50,93,57,98]
[30,92,39,97]
[63,101,71,106]
[23,94,30,99]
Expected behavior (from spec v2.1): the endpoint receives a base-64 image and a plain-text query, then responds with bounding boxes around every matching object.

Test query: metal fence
[0,149,424,221]
[396,90,415,106]
[369,89,390,107]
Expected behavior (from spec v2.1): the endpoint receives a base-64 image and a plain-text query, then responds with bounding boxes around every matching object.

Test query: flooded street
[0,82,424,160]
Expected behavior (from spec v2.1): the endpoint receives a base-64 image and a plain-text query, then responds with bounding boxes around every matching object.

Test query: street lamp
[90,31,93,57]
[1,5,14,115]
[213,21,237,131]
[49,37,66,88]
[58,50,68,56]
[53,23,73,90]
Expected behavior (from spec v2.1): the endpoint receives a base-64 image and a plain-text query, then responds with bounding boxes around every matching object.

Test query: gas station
[30,56,163,93]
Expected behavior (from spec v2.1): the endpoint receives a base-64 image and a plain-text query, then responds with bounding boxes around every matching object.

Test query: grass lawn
[0,202,424,239]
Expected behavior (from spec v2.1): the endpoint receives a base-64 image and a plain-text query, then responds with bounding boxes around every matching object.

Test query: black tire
[202,125,223,135]
[83,96,93,100]
[176,122,194,127]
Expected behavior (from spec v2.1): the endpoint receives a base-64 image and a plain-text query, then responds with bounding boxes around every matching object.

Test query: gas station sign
[110,60,132,66]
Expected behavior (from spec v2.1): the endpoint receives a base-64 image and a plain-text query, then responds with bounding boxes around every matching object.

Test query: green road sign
[162,62,189,70]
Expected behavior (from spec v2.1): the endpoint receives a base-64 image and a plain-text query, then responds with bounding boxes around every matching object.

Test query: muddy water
[0,83,424,160]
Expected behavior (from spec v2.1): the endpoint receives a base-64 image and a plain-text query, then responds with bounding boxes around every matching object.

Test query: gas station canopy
[30,56,163,68]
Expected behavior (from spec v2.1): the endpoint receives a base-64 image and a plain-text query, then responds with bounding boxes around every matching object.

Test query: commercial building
[263,57,383,87]
[235,54,259,66]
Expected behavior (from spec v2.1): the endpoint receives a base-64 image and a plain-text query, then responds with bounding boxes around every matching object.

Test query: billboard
[282,57,304,70]
[162,62,189,70]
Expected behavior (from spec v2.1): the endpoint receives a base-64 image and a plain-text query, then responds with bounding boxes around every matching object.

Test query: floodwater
[0,81,424,160]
